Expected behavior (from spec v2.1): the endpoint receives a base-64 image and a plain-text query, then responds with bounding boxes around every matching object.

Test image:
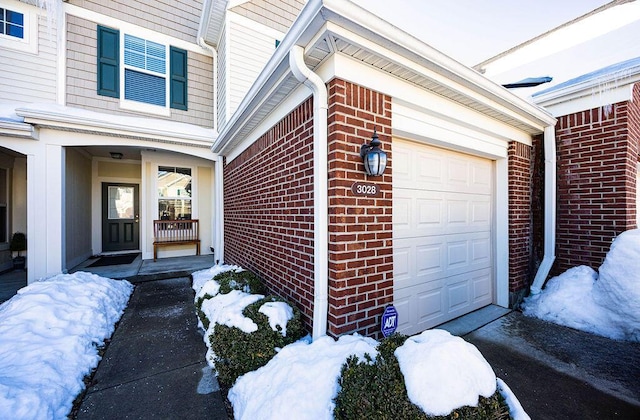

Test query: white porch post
[26,143,64,283]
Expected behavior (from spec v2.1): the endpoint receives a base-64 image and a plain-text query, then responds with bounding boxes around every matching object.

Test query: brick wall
[223,98,316,329]
[554,94,639,274]
[326,79,393,339]
[508,141,532,294]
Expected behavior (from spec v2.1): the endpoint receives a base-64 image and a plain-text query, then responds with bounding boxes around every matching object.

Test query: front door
[102,183,139,252]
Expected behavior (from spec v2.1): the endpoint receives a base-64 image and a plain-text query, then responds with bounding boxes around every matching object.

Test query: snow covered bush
[215,269,266,295]
[523,228,640,341]
[334,332,510,420]
[211,295,306,387]
[192,266,306,387]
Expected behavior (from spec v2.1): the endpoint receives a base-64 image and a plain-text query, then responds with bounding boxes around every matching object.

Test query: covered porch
[0,104,222,285]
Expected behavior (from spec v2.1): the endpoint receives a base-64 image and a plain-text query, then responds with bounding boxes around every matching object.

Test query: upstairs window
[97,26,188,114]
[124,34,166,107]
[0,1,36,54]
[0,8,23,39]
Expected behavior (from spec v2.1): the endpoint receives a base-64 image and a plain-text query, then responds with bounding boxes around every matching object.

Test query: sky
[352,0,612,66]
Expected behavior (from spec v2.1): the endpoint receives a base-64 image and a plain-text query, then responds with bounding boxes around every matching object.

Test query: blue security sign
[381,305,398,337]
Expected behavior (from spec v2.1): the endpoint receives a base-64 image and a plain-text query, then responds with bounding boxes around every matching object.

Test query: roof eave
[16,107,218,148]
[213,0,556,156]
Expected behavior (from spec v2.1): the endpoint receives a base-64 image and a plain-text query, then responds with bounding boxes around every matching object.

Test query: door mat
[88,253,140,267]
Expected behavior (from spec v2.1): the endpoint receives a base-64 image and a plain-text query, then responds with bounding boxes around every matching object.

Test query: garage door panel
[394,189,490,237]
[394,141,492,195]
[473,272,492,301]
[393,139,494,336]
[394,233,491,291]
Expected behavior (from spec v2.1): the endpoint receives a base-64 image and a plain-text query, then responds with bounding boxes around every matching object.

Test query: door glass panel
[108,186,135,219]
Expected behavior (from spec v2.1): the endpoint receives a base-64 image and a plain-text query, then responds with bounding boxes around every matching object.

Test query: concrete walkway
[464,312,640,420]
[76,277,228,419]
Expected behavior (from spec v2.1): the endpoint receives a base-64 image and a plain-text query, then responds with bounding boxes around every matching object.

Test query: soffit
[214,0,556,156]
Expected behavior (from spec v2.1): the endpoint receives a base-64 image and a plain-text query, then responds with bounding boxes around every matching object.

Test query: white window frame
[0,0,38,54]
[119,31,171,116]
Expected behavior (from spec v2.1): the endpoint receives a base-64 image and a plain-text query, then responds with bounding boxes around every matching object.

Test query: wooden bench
[153,219,200,261]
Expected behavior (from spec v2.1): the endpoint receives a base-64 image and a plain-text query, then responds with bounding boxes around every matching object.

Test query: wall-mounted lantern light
[360,128,387,176]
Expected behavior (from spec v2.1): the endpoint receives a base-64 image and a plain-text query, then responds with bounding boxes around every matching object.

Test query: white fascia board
[320,1,556,129]
[64,3,212,56]
[40,129,217,161]
[325,53,533,147]
[537,84,635,118]
[533,70,640,116]
[323,21,555,133]
[16,107,218,150]
[393,106,509,159]
[0,121,37,139]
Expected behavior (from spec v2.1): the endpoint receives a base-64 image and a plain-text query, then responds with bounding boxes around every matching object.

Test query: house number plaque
[351,182,381,197]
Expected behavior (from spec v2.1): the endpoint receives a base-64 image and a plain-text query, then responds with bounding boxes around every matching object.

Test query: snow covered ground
[192,265,529,420]
[522,228,640,342]
[0,272,132,419]
[7,226,635,420]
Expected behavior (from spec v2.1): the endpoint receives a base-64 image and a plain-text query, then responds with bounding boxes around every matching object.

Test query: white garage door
[393,139,494,335]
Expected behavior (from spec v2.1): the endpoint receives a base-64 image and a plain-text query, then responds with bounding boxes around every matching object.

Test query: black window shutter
[97,26,119,98]
[170,46,188,110]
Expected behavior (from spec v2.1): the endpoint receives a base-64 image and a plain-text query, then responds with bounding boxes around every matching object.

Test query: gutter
[289,45,329,340]
[530,124,557,294]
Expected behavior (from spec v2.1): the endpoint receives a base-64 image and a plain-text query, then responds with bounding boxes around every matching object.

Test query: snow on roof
[0,102,24,123]
[533,56,640,97]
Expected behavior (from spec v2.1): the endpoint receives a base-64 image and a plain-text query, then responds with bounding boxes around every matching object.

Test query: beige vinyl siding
[232,0,304,33]
[65,15,214,128]
[64,148,93,270]
[67,0,203,43]
[0,13,57,104]
[217,26,228,128]
[228,18,277,116]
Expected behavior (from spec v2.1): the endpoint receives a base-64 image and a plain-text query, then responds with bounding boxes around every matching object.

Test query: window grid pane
[1,8,24,39]
[124,34,165,75]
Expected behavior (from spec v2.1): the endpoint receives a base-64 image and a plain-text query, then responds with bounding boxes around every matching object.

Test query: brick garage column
[554,93,639,274]
[508,141,532,296]
[326,79,393,338]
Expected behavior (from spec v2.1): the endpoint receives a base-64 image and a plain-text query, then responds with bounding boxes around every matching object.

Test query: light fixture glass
[360,129,387,176]
[110,152,123,160]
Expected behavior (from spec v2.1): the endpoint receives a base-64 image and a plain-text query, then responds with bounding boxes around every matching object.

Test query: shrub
[214,269,266,295]
[333,334,511,420]
[195,294,213,330]
[210,295,306,388]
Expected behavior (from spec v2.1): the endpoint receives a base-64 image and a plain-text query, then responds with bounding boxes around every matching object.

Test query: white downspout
[289,45,328,339]
[530,124,557,294]
[198,37,218,133]
[215,155,225,264]
[197,32,222,262]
